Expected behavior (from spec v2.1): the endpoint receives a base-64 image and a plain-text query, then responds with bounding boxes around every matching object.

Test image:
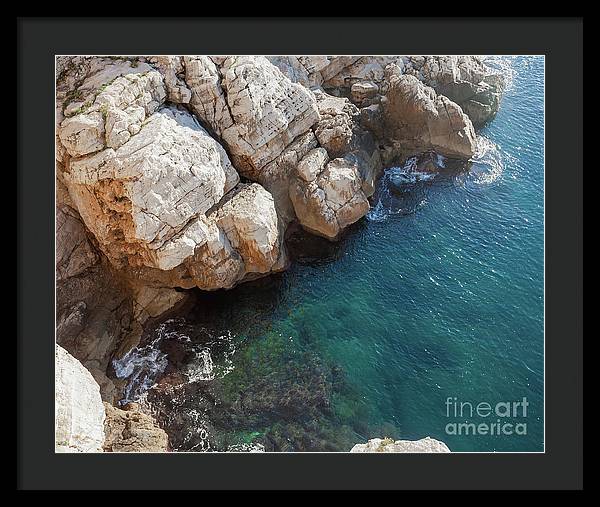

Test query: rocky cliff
[55,55,503,452]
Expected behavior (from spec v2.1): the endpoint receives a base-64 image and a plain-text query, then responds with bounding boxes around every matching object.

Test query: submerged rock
[350,436,451,453]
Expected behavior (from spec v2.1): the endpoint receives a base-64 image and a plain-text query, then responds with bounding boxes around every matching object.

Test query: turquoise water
[132,56,544,452]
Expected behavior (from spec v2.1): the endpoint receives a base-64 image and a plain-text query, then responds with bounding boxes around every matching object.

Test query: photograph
[17,16,583,491]
[54,54,544,454]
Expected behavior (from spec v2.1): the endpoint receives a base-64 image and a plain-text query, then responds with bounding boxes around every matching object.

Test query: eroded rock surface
[185,56,320,179]
[381,68,477,160]
[64,106,239,272]
[290,157,369,240]
[103,402,169,452]
[350,436,451,453]
[55,345,105,453]
[59,61,166,157]
[403,56,504,126]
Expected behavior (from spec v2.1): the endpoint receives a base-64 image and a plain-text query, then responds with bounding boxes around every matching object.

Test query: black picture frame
[17,17,583,490]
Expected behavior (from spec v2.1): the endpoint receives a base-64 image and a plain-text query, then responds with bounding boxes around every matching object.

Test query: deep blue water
[122,56,544,452]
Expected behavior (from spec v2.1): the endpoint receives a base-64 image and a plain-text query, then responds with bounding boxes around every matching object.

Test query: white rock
[59,64,167,157]
[350,437,451,453]
[297,147,329,182]
[185,56,320,179]
[65,106,239,271]
[290,157,369,239]
[55,345,105,453]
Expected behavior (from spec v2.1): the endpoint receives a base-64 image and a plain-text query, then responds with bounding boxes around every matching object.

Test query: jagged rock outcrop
[381,68,478,160]
[103,402,169,452]
[146,56,191,104]
[64,106,239,272]
[55,345,105,452]
[59,62,166,157]
[290,157,369,240]
[313,90,382,197]
[350,437,451,453]
[285,90,382,240]
[184,56,320,180]
[267,56,363,89]
[182,56,376,241]
[403,56,504,126]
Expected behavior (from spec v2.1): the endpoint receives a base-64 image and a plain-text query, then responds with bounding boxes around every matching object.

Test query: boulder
[350,436,451,453]
[381,69,477,159]
[55,345,105,452]
[404,56,504,126]
[180,182,282,290]
[103,402,169,452]
[185,56,320,180]
[63,106,239,273]
[290,157,369,240]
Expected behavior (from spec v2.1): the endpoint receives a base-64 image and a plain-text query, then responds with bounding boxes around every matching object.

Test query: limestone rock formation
[381,68,478,160]
[64,106,239,272]
[267,56,363,89]
[59,61,166,157]
[55,345,106,452]
[350,437,451,453]
[103,402,169,452]
[313,90,382,197]
[403,56,504,126]
[290,157,369,240]
[147,56,191,104]
[185,56,320,180]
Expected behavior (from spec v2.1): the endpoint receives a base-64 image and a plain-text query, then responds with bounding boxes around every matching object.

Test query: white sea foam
[367,155,438,222]
[185,349,215,382]
[469,135,504,186]
[227,443,266,452]
[112,320,190,404]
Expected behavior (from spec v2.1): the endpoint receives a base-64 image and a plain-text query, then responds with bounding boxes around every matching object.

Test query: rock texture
[185,56,320,179]
[290,157,369,240]
[55,345,105,452]
[350,437,451,453]
[381,69,478,160]
[403,56,504,126]
[103,402,169,452]
[267,56,363,89]
[65,106,239,272]
[313,90,382,197]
